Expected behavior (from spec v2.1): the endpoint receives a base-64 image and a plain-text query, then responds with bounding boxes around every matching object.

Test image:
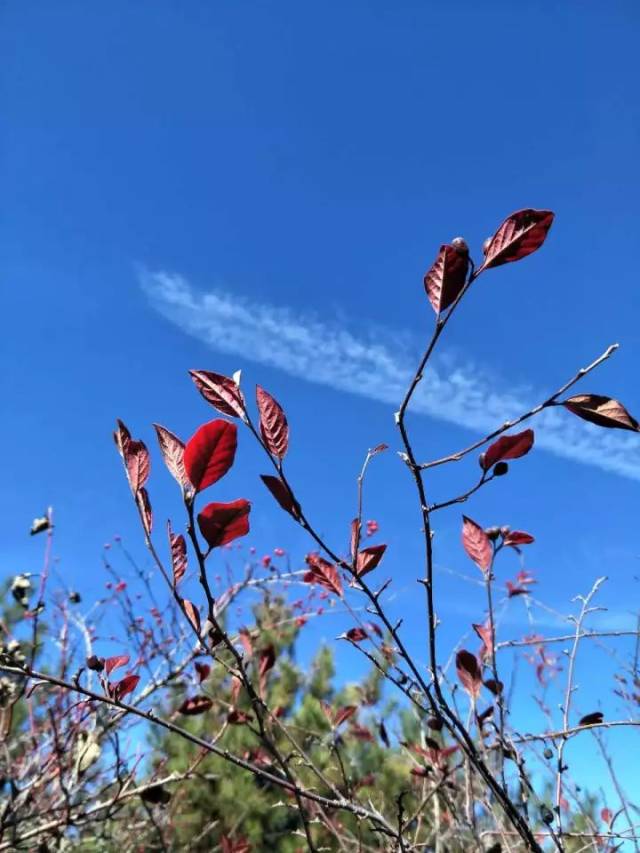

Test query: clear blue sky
[2,0,639,812]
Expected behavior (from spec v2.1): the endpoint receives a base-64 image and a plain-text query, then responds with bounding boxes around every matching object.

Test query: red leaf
[303,554,343,598]
[124,439,151,495]
[350,723,374,742]
[189,370,246,418]
[256,386,289,459]
[197,499,251,549]
[258,645,276,677]
[153,424,189,488]
[105,655,130,676]
[113,674,139,701]
[179,695,213,715]
[238,627,253,657]
[503,530,535,547]
[113,419,132,458]
[506,581,529,598]
[462,516,492,573]
[333,705,357,727]
[350,518,361,563]
[182,598,201,634]
[480,429,534,471]
[195,662,210,683]
[472,622,494,658]
[456,650,483,700]
[355,544,387,577]
[483,678,503,696]
[136,487,153,535]
[346,627,368,643]
[259,475,301,519]
[424,243,469,314]
[168,522,187,586]
[578,711,604,727]
[184,420,238,493]
[479,209,554,271]
[601,808,613,826]
[221,835,252,853]
[562,394,640,432]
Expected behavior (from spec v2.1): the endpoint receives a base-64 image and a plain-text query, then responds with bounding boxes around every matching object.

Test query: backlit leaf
[113,674,140,701]
[190,370,246,418]
[184,420,238,493]
[355,544,387,577]
[304,553,343,598]
[105,655,130,676]
[462,516,492,573]
[182,598,201,635]
[479,209,554,271]
[124,439,151,495]
[179,695,213,715]
[503,530,535,547]
[256,386,289,459]
[168,522,187,586]
[154,424,189,488]
[480,429,534,471]
[562,394,640,432]
[197,499,251,549]
[424,243,469,314]
[456,650,483,700]
[260,475,301,519]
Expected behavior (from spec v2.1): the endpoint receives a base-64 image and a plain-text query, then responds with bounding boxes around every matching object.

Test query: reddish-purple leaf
[258,645,276,694]
[476,705,494,727]
[479,209,554,271]
[503,530,535,547]
[113,674,140,701]
[424,243,470,314]
[333,705,357,727]
[258,645,276,680]
[123,439,151,495]
[153,424,188,488]
[136,487,153,536]
[355,544,387,577]
[179,695,213,715]
[462,516,492,573]
[456,650,483,700]
[303,553,343,598]
[260,475,301,519]
[256,386,289,459]
[105,655,130,676]
[472,622,494,658]
[195,662,210,683]
[182,598,201,635]
[578,711,604,727]
[601,808,613,826]
[189,370,246,418]
[562,394,640,432]
[168,522,187,586]
[350,518,361,563]
[220,835,251,853]
[184,420,238,493]
[480,429,535,471]
[113,419,132,458]
[483,679,503,696]
[197,499,251,549]
[506,581,529,598]
[238,628,253,658]
[350,723,375,742]
[346,627,368,643]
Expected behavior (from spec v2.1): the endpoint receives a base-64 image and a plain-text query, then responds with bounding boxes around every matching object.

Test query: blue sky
[2,0,640,814]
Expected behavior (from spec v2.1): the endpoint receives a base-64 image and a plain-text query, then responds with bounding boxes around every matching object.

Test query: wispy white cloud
[140,270,640,481]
